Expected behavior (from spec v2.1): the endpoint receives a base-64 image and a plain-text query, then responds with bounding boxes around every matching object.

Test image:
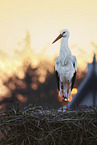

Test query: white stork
[52,29,77,109]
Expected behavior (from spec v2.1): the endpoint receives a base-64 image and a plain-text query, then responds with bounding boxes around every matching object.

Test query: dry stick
[1,106,97,144]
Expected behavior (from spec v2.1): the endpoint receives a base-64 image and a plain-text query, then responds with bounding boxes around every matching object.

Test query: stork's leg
[67,81,70,110]
[61,82,64,111]
[67,81,72,110]
[61,82,63,96]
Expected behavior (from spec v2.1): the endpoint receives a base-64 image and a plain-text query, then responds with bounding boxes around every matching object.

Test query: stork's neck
[59,37,71,57]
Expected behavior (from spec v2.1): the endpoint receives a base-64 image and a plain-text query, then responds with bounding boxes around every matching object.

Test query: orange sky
[0,0,97,70]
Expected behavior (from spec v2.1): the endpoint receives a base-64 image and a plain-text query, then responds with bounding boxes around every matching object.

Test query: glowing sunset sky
[0,0,97,69]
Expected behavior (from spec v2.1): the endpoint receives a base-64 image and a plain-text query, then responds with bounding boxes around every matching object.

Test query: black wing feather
[71,71,76,91]
[55,71,60,91]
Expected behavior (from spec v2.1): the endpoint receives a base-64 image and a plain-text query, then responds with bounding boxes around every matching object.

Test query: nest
[0,104,97,145]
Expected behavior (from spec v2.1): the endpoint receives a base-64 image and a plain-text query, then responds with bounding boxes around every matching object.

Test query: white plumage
[53,29,77,102]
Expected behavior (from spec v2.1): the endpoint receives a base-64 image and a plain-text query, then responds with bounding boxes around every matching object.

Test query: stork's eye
[63,31,66,34]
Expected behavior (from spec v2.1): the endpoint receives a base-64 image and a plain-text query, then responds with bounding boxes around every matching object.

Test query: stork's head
[52,29,70,44]
[60,29,69,38]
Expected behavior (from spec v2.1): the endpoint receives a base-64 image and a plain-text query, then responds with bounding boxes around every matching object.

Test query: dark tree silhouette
[0,59,86,111]
[0,61,60,110]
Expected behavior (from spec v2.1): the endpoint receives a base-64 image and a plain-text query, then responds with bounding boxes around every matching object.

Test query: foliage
[0,58,86,111]
[0,61,60,110]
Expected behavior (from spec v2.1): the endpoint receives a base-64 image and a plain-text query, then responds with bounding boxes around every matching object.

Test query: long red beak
[52,34,62,44]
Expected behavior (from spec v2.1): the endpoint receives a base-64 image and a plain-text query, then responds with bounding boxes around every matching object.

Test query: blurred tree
[0,58,86,111]
[0,61,60,110]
